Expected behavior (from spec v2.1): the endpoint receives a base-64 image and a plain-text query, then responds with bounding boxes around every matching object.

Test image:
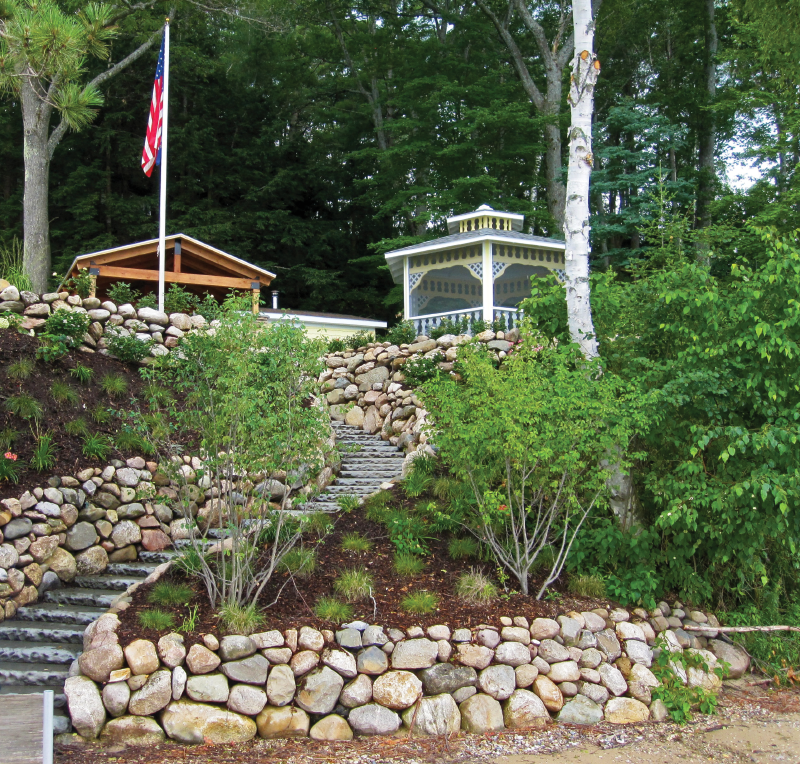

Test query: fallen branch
[683,624,800,634]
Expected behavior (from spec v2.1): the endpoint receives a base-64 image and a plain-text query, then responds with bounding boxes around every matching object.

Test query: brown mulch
[118,485,610,649]
[0,330,149,494]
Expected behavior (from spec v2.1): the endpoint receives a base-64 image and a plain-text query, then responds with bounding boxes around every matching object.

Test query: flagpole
[157,18,170,314]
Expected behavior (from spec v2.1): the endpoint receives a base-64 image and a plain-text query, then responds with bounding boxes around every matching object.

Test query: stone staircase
[303,421,406,513]
[0,551,170,734]
[0,422,404,736]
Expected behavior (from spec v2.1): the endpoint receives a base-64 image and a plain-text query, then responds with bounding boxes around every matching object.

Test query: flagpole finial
[165,17,170,22]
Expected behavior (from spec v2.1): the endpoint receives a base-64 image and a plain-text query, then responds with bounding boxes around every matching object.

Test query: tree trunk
[21,78,53,293]
[695,0,717,261]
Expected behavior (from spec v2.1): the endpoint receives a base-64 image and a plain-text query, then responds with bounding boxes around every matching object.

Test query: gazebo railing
[411,306,523,336]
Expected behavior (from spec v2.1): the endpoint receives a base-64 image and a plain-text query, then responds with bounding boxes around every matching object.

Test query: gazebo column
[481,241,493,323]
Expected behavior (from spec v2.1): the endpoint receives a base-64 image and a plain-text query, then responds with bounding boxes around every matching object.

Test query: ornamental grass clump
[341,532,373,553]
[401,590,438,614]
[393,552,425,577]
[314,597,353,623]
[455,568,499,604]
[138,609,176,631]
[280,547,317,578]
[568,573,606,599]
[334,567,374,602]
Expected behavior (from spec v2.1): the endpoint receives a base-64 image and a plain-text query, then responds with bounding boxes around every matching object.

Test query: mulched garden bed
[0,331,150,493]
[118,483,611,649]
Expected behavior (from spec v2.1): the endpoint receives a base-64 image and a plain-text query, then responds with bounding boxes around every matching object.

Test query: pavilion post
[481,240,493,323]
[251,282,261,316]
[88,267,99,298]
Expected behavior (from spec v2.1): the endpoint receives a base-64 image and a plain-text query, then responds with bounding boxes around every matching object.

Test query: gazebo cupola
[384,205,566,335]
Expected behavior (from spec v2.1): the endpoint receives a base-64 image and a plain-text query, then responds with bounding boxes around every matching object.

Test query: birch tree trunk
[566,0,643,531]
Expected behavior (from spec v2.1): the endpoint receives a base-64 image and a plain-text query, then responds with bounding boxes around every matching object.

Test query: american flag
[141,33,166,177]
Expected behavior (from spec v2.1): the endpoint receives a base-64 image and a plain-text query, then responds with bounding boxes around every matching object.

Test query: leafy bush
[197,293,221,322]
[430,315,469,339]
[100,373,128,398]
[82,434,111,460]
[30,433,56,471]
[455,568,498,603]
[138,609,176,631]
[107,330,153,364]
[327,338,346,353]
[343,330,373,350]
[402,355,441,386]
[280,547,317,577]
[314,597,353,623]
[421,336,642,598]
[37,308,91,361]
[341,532,373,553]
[448,536,479,560]
[401,590,438,614]
[303,512,333,538]
[385,321,417,345]
[385,509,431,556]
[64,418,89,437]
[334,567,374,602]
[0,451,20,483]
[7,358,34,381]
[51,380,79,406]
[393,552,424,577]
[115,427,154,455]
[70,363,93,384]
[148,582,195,607]
[568,573,607,599]
[164,283,198,314]
[6,393,43,420]
[218,602,265,635]
[138,292,158,309]
[107,281,140,305]
[67,268,93,298]
[364,490,392,522]
[403,470,433,499]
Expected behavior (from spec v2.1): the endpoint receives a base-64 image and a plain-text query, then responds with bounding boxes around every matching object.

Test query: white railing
[411,306,523,335]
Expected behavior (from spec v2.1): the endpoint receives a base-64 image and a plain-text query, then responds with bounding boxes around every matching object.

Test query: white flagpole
[158,18,170,314]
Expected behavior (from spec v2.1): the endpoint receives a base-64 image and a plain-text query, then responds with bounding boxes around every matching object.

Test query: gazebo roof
[64,234,275,300]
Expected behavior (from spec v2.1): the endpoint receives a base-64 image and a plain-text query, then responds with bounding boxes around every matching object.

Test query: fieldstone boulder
[477,665,516,700]
[547,660,581,683]
[322,647,357,678]
[65,675,106,739]
[186,673,230,703]
[402,693,460,736]
[348,703,401,736]
[219,635,256,661]
[580,648,603,669]
[172,666,187,701]
[138,307,169,326]
[227,684,268,716]
[295,666,344,715]
[111,520,141,548]
[47,547,77,582]
[79,643,124,683]
[494,641,532,667]
[597,629,622,662]
[124,639,159,676]
[532,675,563,712]
[256,706,310,739]
[340,673,373,708]
[298,626,325,652]
[372,670,422,710]
[604,697,650,724]
[455,643,494,670]
[99,715,165,746]
[129,670,172,715]
[266,664,296,706]
[391,638,439,669]
[538,639,571,663]
[503,688,551,728]
[161,701,257,744]
[29,535,59,564]
[310,714,353,741]
[158,633,186,669]
[251,630,284,650]
[221,654,269,685]
[708,639,750,679]
[557,694,604,725]
[515,664,539,688]
[459,693,504,734]
[357,645,389,675]
[624,639,653,667]
[530,618,561,640]
[75,546,108,575]
[290,650,319,676]
[186,643,221,674]
[102,680,131,717]
[598,662,628,697]
[420,663,477,695]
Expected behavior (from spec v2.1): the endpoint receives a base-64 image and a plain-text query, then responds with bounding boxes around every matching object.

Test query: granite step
[15,603,107,626]
[73,575,141,591]
[0,641,81,665]
[43,588,120,609]
[0,662,70,687]
[0,621,85,644]
[139,550,176,564]
[106,561,161,577]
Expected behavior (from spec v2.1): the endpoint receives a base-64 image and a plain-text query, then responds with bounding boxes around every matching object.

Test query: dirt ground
[57,678,800,764]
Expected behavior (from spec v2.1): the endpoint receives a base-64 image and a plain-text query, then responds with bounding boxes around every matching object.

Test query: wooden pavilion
[64,234,275,307]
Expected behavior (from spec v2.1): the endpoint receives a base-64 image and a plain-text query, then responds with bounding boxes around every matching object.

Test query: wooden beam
[174,253,181,273]
[180,239,270,282]
[74,241,159,269]
[97,265,257,289]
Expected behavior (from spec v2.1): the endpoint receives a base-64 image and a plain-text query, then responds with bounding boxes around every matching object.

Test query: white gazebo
[384,205,566,335]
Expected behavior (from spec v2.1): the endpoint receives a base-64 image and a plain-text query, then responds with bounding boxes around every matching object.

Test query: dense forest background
[1,0,797,320]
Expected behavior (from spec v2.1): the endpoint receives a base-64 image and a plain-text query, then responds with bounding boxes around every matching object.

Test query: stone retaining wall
[65,603,751,746]
[321,329,517,458]
[0,284,206,359]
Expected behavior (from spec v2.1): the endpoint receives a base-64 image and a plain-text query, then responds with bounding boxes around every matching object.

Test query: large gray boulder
[65,676,106,739]
[459,693,504,733]
[348,703,401,736]
[129,670,172,715]
[295,666,344,715]
[401,693,460,736]
[557,694,604,725]
[503,688,551,728]
[99,715,165,746]
[708,639,751,679]
[420,663,477,695]
[160,701,257,744]
[221,654,269,685]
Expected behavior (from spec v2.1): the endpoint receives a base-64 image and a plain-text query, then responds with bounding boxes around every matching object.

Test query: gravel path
[56,678,800,764]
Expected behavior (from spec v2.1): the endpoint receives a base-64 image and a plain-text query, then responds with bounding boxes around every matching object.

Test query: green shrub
[393,552,424,577]
[403,470,433,499]
[115,427,154,455]
[385,509,431,556]
[51,380,79,406]
[64,418,89,437]
[568,573,607,599]
[197,293,220,322]
[0,451,21,483]
[364,491,392,522]
[107,281,140,305]
[402,355,441,386]
[280,547,317,577]
[107,331,153,364]
[218,602,265,635]
[42,308,90,345]
[401,590,438,614]
[137,292,158,309]
[341,532,373,553]
[164,283,198,314]
[66,269,93,298]
[430,315,469,340]
[469,318,488,335]
[336,494,361,513]
[7,358,34,381]
[91,404,113,424]
[385,321,416,346]
[326,338,346,353]
[82,433,111,460]
[69,363,93,384]
[138,609,176,631]
[343,330,373,350]
[30,433,56,471]
[448,537,479,560]
[456,568,499,604]
[148,582,195,607]
[333,567,374,602]
[314,597,353,623]
[174,546,205,576]
[100,373,128,398]
[303,512,333,538]
[6,393,43,420]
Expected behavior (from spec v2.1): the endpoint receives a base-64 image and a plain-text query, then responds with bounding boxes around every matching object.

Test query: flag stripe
[141,34,166,177]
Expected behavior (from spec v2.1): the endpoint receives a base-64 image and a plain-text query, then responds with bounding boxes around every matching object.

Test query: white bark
[563,0,600,361]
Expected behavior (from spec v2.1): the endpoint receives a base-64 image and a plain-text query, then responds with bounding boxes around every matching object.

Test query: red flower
[4,452,17,461]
